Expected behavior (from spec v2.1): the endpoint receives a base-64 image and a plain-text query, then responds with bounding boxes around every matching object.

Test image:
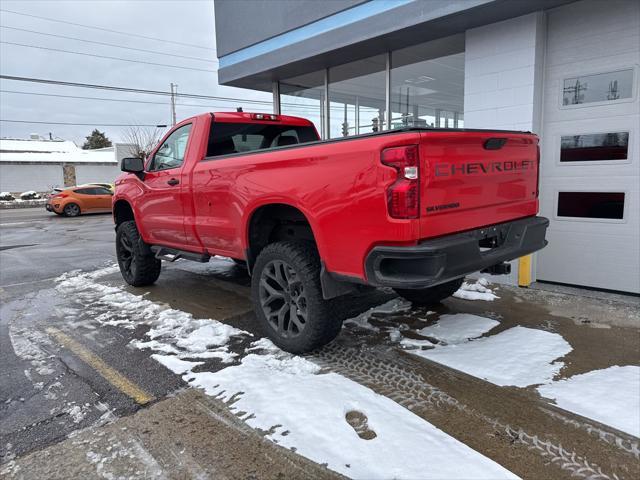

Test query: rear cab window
[206,122,318,158]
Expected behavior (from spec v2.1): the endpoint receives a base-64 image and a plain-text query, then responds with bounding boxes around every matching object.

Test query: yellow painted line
[518,254,532,287]
[46,327,154,405]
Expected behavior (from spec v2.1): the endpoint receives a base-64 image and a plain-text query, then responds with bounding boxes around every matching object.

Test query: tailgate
[419,131,539,239]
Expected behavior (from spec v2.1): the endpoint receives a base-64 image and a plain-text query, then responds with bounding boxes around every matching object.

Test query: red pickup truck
[113,112,548,353]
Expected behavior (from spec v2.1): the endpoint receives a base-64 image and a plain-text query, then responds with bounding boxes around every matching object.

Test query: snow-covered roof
[0,137,116,163]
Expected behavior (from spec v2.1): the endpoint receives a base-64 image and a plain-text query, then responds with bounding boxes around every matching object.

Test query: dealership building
[214,0,639,294]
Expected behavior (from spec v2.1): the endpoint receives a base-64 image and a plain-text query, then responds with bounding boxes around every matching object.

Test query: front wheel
[116,220,161,287]
[251,241,342,354]
[394,277,464,306]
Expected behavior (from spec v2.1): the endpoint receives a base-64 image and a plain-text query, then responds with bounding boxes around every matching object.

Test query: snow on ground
[538,365,640,437]
[56,266,249,363]
[415,326,572,387]
[343,298,412,331]
[151,354,203,375]
[417,314,499,344]
[453,278,499,301]
[61,266,517,479]
[406,311,638,438]
[179,340,518,480]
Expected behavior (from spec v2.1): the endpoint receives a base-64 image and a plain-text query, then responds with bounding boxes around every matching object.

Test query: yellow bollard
[518,254,532,287]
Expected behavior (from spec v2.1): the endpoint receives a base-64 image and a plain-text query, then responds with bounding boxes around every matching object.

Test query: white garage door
[0,163,64,192]
[537,0,640,293]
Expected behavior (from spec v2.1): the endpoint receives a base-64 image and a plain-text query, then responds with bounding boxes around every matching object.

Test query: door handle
[167,178,179,186]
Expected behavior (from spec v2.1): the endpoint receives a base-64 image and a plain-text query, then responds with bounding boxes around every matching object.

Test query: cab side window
[149,123,192,171]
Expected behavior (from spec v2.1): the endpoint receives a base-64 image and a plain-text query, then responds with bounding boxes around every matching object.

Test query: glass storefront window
[560,132,629,162]
[280,70,325,137]
[390,38,464,129]
[562,69,634,106]
[328,54,387,138]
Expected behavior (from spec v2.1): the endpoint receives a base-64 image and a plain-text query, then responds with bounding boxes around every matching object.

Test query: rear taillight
[536,143,540,198]
[53,193,69,199]
[381,145,419,219]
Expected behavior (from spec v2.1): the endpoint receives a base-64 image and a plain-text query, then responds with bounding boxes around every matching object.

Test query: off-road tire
[251,241,342,354]
[63,203,81,217]
[394,277,464,306]
[116,220,161,287]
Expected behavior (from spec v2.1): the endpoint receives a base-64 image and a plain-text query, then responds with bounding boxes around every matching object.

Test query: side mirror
[121,157,144,173]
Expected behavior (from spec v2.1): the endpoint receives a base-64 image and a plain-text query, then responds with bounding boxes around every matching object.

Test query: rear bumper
[46,202,62,213]
[364,216,549,289]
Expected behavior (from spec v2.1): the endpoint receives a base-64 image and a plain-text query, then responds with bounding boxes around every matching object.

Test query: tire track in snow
[312,344,625,480]
[541,408,639,460]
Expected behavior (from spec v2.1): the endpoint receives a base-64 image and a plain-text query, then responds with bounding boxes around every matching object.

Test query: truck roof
[184,112,315,127]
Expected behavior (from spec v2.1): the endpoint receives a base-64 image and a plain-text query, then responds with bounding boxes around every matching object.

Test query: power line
[0,41,216,73]
[1,119,166,127]
[0,25,216,63]
[0,74,274,105]
[0,89,275,110]
[0,89,317,112]
[0,75,348,110]
[0,8,216,52]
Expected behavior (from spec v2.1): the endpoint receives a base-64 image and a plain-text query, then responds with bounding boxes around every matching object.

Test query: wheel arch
[245,203,321,272]
[245,202,356,299]
[113,199,135,227]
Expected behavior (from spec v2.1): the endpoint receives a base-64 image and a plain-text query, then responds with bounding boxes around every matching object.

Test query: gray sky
[0,0,272,144]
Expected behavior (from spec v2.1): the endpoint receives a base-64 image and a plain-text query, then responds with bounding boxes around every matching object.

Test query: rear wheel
[116,220,161,287]
[394,277,464,306]
[63,203,81,217]
[251,241,341,353]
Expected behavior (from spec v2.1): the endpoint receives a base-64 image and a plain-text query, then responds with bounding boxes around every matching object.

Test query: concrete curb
[0,200,47,209]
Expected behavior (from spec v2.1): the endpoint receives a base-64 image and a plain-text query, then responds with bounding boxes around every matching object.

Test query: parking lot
[1,207,639,480]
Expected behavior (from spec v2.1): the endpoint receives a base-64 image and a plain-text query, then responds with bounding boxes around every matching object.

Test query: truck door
[138,123,192,247]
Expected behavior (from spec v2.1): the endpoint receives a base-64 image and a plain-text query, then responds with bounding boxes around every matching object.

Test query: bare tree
[121,126,164,159]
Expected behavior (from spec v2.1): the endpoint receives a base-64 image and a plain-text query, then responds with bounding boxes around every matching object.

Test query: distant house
[0,136,133,193]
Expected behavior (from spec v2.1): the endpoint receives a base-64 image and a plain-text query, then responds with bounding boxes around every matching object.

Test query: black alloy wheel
[118,232,136,280]
[251,241,343,353]
[259,259,307,338]
[115,220,161,287]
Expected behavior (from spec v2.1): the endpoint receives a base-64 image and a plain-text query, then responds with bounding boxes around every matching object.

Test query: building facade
[214,0,640,293]
[0,138,134,193]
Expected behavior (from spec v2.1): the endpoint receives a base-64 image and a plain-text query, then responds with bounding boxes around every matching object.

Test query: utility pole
[170,83,178,126]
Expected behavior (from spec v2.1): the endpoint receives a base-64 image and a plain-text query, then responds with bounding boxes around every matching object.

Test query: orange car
[46,185,113,217]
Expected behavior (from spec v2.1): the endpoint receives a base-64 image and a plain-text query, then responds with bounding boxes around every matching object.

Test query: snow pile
[56,266,250,363]
[178,339,518,480]
[538,365,640,437]
[174,255,239,275]
[399,337,435,349]
[453,278,499,301]
[415,326,572,387]
[19,190,40,200]
[344,299,412,331]
[417,314,499,344]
